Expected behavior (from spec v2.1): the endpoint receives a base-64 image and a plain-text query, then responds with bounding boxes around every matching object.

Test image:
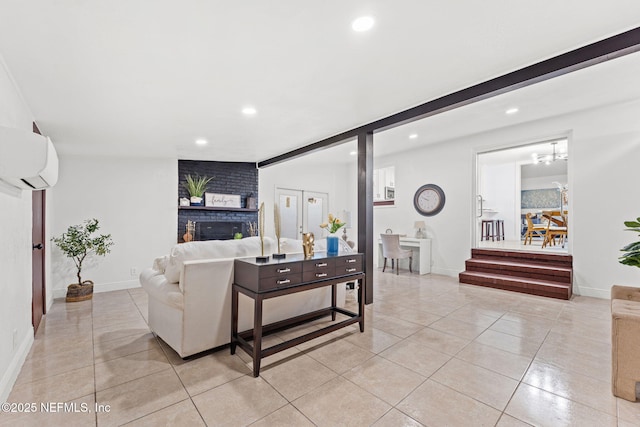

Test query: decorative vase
[326,234,339,256]
[190,196,203,206]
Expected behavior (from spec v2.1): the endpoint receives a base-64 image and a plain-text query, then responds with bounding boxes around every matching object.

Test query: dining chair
[380,234,413,275]
[524,213,547,245]
[542,213,568,248]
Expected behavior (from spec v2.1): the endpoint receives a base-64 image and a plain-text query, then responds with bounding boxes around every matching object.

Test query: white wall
[521,173,567,191]
[259,156,357,246]
[373,98,640,297]
[0,56,37,402]
[49,155,177,298]
[480,162,518,240]
[373,140,472,276]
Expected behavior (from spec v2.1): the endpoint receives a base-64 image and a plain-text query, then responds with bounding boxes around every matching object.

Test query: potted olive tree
[182,174,213,206]
[620,217,640,268]
[52,218,114,302]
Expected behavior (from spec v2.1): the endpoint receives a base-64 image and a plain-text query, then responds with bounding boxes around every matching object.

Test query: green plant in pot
[52,218,114,302]
[620,217,640,268]
[183,174,213,206]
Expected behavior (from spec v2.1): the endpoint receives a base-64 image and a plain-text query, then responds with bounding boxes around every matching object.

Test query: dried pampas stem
[274,204,281,253]
[259,202,265,256]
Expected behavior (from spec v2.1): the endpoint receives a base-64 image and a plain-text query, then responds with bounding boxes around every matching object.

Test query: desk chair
[380,234,412,275]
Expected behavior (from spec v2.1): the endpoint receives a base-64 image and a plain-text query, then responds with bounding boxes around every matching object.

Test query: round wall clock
[414,184,446,216]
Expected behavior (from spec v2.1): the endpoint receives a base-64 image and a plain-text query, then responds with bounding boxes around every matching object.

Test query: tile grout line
[91,298,98,427]
[128,288,210,426]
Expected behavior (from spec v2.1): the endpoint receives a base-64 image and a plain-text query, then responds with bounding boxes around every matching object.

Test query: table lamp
[414,221,426,238]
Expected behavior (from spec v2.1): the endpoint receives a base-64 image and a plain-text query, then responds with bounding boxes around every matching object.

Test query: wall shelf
[179,206,258,212]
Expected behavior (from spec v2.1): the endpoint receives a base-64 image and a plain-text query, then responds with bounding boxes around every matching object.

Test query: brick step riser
[460,278,571,300]
[459,274,571,300]
[464,263,572,284]
[471,255,572,268]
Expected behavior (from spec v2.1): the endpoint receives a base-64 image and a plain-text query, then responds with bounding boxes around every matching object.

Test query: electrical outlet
[130,267,138,277]
[12,329,17,350]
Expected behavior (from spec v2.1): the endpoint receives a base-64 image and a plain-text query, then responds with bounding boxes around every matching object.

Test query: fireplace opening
[196,221,245,241]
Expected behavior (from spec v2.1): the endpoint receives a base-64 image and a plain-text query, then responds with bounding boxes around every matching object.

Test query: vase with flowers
[320,213,345,256]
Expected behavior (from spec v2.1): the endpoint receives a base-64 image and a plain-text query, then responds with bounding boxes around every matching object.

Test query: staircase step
[459,271,572,300]
[465,259,572,283]
[471,248,572,268]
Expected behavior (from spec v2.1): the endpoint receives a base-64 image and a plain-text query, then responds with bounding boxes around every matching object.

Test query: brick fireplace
[177,160,258,243]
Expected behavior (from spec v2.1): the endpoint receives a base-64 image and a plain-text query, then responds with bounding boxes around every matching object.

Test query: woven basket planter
[66,280,94,302]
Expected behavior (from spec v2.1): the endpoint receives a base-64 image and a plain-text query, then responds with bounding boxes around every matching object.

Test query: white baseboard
[572,285,610,300]
[52,279,141,299]
[0,327,34,403]
[432,267,459,277]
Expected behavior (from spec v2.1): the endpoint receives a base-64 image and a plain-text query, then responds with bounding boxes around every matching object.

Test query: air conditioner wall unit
[0,125,59,190]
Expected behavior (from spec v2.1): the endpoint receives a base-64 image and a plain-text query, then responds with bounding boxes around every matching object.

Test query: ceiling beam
[258,26,640,168]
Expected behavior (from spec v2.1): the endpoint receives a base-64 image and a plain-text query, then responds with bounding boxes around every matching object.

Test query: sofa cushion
[164,236,275,283]
[140,268,184,310]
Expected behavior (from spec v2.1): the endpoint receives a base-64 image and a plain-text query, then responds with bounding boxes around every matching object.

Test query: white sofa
[140,236,349,357]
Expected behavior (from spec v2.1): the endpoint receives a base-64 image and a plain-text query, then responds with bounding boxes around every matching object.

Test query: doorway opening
[475,138,569,254]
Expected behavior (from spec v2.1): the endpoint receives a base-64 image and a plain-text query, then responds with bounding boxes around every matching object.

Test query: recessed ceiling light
[242,106,257,115]
[505,107,519,115]
[349,151,357,156]
[195,139,208,146]
[409,133,418,139]
[352,16,375,32]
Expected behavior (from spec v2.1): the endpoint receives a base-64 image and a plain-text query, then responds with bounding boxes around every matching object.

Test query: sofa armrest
[178,257,237,354]
[611,285,640,302]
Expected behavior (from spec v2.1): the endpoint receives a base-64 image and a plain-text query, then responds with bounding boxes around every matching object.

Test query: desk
[232,252,365,377]
[377,237,431,274]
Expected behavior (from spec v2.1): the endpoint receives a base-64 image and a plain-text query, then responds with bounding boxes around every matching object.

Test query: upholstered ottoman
[611,285,640,401]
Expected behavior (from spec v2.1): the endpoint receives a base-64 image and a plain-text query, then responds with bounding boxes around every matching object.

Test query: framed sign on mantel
[205,193,242,208]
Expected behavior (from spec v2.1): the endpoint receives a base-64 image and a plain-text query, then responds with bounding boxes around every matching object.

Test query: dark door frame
[31,122,46,333]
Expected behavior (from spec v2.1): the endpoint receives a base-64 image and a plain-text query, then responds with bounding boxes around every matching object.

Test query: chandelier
[532,141,568,165]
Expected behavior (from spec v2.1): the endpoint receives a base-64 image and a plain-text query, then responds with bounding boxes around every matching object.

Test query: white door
[276,188,303,239]
[303,191,328,238]
[275,188,329,239]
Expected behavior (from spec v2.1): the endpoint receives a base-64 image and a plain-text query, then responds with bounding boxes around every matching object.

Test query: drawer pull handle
[316,262,328,267]
[346,268,357,273]
[347,259,357,263]
[277,279,291,285]
[277,268,291,273]
[315,273,328,278]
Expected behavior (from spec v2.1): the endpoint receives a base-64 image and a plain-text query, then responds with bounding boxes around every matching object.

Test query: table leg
[231,284,238,355]
[331,284,337,321]
[358,277,365,333]
[252,295,263,377]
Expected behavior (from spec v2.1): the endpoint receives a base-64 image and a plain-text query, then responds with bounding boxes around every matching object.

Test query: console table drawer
[334,254,363,275]
[302,258,335,282]
[258,262,303,279]
[234,259,303,292]
[258,274,302,291]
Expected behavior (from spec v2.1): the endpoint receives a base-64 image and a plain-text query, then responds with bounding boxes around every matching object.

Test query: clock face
[414,184,445,216]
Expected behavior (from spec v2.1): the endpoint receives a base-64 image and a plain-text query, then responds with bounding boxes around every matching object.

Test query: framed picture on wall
[385,187,395,200]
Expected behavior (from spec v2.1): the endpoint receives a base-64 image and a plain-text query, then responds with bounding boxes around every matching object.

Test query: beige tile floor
[3,271,639,426]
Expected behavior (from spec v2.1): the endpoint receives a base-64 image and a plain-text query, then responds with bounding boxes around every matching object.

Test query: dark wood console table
[231,252,365,377]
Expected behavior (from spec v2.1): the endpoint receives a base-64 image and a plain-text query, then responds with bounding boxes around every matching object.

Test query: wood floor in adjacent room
[3,271,639,426]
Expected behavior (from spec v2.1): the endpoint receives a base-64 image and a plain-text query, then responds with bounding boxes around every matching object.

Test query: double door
[275,188,328,240]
